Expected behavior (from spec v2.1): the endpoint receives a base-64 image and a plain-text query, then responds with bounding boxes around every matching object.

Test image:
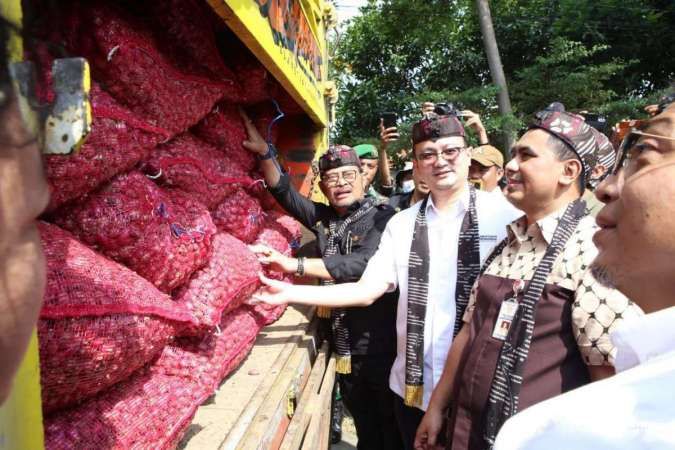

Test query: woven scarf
[483,199,587,447]
[319,197,376,374]
[404,186,480,407]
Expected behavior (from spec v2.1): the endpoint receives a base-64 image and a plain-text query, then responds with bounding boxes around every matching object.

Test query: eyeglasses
[322,169,359,187]
[417,147,468,165]
[613,130,675,176]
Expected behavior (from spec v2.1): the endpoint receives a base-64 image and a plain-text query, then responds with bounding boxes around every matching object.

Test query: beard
[590,262,617,289]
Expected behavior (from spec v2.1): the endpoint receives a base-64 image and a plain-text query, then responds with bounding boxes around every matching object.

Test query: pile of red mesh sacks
[33,0,306,448]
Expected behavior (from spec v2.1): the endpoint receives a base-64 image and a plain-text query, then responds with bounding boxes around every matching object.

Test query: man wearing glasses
[240,114,402,450]
[251,112,520,449]
[493,103,675,450]
[415,108,643,450]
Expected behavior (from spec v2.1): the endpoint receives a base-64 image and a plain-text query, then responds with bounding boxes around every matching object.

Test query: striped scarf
[404,186,480,407]
[320,197,376,374]
[483,199,587,447]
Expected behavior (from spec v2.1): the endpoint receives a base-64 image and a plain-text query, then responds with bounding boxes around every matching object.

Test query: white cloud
[333,0,369,24]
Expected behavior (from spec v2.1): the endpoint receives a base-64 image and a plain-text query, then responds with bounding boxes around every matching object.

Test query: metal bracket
[9,57,92,155]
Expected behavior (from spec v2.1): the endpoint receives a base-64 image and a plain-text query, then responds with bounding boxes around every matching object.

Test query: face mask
[400,180,415,193]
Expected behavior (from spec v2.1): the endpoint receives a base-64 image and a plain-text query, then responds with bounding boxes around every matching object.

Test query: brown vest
[448,274,590,450]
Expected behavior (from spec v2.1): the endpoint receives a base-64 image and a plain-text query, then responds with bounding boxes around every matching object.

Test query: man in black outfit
[241,111,403,450]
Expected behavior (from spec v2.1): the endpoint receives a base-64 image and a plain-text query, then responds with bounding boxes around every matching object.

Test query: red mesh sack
[211,190,264,243]
[230,51,272,105]
[46,84,171,211]
[268,211,303,248]
[255,211,303,254]
[248,175,281,211]
[45,369,204,450]
[191,103,256,172]
[37,222,191,413]
[135,0,240,94]
[60,0,229,134]
[154,307,260,386]
[253,213,301,281]
[246,290,287,326]
[44,309,259,450]
[54,171,216,292]
[176,232,261,335]
[144,133,254,209]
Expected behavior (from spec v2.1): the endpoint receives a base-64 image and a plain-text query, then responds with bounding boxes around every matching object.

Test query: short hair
[547,134,584,191]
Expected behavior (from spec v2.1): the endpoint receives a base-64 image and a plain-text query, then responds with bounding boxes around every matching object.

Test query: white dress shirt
[494,306,675,450]
[362,187,521,410]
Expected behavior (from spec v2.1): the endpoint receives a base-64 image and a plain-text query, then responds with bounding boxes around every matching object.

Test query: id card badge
[492,298,518,341]
[492,279,525,341]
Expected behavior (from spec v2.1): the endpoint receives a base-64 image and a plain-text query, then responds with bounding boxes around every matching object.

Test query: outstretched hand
[249,244,297,274]
[249,273,295,305]
[239,108,268,155]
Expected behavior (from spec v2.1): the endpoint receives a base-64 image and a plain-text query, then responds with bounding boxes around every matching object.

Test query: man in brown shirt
[414,108,643,450]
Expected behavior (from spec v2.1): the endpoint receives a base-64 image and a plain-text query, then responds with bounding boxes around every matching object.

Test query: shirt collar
[611,306,675,372]
[506,202,574,245]
[425,185,470,220]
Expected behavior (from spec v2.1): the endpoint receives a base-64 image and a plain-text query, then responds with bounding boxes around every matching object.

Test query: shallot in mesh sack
[134,0,241,93]
[54,171,215,292]
[246,288,287,326]
[247,175,281,211]
[45,83,171,210]
[144,133,253,209]
[228,47,271,105]
[253,212,302,282]
[255,210,303,254]
[191,103,256,172]
[154,306,260,390]
[60,0,229,135]
[37,222,191,414]
[176,232,261,336]
[211,189,264,243]
[44,309,259,450]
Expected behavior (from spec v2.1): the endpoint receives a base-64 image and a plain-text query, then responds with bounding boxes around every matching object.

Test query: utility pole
[475,0,514,150]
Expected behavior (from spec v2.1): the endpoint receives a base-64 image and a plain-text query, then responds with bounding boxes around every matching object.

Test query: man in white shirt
[493,104,675,450]
[253,112,520,449]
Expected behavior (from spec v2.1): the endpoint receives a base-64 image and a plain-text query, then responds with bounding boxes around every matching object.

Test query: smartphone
[381,112,397,128]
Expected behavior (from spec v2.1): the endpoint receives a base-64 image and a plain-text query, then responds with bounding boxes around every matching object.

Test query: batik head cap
[318,145,361,175]
[412,112,465,145]
[530,108,598,188]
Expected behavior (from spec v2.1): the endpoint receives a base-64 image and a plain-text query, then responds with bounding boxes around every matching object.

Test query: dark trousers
[339,355,403,450]
[393,392,426,450]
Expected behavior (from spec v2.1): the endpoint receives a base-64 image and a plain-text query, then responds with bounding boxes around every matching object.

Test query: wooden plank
[234,330,318,449]
[318,392,332,450]
[217,310,316,450]
[300,356,335,450]
[279,343,328,450]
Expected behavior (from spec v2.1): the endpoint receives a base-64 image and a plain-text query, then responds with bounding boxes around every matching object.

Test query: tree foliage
[331,0,675,162]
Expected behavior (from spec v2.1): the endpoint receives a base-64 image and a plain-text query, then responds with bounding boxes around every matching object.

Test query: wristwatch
[295,257,305,277]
